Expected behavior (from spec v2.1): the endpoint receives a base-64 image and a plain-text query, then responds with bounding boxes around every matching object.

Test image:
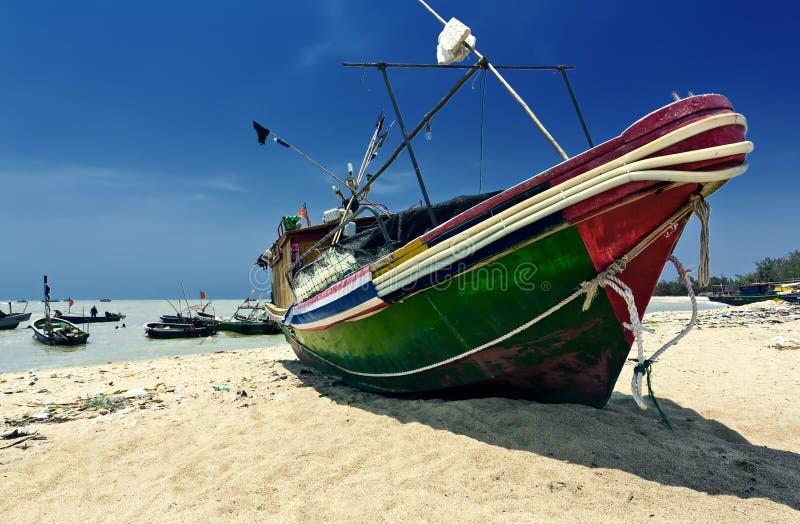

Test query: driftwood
[0,429,41,449]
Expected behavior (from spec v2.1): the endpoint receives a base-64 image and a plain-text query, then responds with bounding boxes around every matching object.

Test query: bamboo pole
[416,0,569,160]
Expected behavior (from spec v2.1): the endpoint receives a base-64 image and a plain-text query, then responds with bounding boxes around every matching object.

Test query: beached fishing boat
[29,276,89,345]
[708,283,779,306]
[144,321,217,339]
[252,4,752,407]
[0,302,31,330]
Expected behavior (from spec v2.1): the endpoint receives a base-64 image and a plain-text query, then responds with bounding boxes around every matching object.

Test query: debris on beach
[644,300,800,329]
[768,336,800,350]
[1,428,44,450]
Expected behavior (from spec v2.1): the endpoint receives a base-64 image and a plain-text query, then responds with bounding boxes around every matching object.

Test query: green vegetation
[82,394,126,412]
[654,250,800,296]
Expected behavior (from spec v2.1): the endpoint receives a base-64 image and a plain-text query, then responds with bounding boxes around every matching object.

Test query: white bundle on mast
[436,17,476,65]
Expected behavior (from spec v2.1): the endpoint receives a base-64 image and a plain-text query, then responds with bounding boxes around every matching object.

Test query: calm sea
[0,297,727,374]
[0,299,287,373]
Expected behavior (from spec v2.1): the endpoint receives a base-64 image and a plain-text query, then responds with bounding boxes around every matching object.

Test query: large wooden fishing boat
[253,4,752,407]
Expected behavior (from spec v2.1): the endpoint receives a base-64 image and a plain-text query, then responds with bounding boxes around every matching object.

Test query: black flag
[253,121,270,145]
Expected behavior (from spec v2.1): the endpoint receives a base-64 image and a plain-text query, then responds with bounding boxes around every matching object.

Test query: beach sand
[2,301,799,522]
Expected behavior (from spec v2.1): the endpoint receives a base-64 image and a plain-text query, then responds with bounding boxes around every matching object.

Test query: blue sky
[1,0,797,299]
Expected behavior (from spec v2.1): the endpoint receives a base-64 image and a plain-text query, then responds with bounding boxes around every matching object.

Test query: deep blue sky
[1,1,797,299]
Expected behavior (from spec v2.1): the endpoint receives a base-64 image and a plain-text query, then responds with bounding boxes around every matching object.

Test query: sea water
[0,297,727,374]
[0,299,287,373]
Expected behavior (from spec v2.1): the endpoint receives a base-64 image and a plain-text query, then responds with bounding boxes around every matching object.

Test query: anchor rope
[691,195,712,287]
[629,255,699,409]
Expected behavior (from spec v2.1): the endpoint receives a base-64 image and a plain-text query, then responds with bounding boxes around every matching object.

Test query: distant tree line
[653,250,800,296]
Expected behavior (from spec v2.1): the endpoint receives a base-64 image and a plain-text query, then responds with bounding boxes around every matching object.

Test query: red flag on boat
[200,290,206,300]
[69,298,74,307]
[298,203,312,227]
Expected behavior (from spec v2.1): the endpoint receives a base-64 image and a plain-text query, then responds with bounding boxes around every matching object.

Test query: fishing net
[291,192,499,303]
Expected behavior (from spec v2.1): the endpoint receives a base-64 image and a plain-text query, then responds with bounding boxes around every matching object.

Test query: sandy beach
[2,300,798,522]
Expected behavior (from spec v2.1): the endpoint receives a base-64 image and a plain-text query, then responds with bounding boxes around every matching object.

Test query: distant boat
[144,321,217,339]
[216,298,281,335]
[779,292,800,304]
[99,298,112,303]
[0,302,31,330]
[708,283,779,306]
[30,275,89,346]
[55,312,126,324]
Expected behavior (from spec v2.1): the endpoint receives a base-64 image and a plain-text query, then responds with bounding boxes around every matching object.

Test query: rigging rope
[479,68,487,193]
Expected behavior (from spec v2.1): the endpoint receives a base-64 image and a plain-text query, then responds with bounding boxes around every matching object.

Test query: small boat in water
[0,302,31,330]
[30,317,90,345]
[144,321,217,339]
[30,276,90,345]
[214,298,282,335]
[56,312,126,324]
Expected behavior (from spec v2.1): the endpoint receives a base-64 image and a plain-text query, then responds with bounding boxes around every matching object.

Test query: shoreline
[2,301,798,521]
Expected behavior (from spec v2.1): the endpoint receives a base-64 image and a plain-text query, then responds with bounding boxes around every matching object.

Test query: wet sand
[2,301,798,522]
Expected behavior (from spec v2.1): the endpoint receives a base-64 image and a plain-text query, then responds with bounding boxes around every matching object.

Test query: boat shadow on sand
[282,360,800,511]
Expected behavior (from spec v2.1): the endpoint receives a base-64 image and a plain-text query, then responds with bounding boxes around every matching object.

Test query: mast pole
[558,66,594,147]
[378,63,438,227]
[416,0,569,161]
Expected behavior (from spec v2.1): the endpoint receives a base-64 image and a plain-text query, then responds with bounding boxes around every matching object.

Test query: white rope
[298,265,625,378]
[628,256,699,409]
[691,196,712,287]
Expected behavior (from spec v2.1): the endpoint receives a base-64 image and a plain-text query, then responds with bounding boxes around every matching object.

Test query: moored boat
[780,293,800,304]
[218,319,281,335]
[214,297,282,335]
[56,312,126,324]
[144,321,217,339]
[30,317,90,345]
[252,5,752,407]
[0,302,31,330]
[708,283,779,306]
[30,276,90,346]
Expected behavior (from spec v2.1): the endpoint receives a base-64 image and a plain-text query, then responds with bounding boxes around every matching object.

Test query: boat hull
[218,320,282,335]
[272,94,751,407]
[0,313,31,330]
[56,314,125,324]
[144,322,217,339]
[285,182,695,407]
[780,293,800,304]
[708,295,778,306]
[30,318,89,346]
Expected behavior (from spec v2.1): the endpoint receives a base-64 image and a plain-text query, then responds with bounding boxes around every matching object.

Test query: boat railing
[284,204,394,303]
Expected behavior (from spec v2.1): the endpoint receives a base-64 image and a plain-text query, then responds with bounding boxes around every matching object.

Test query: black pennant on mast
[253,121,270,145]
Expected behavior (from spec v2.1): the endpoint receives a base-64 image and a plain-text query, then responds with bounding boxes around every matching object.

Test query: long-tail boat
[252,4,752,407]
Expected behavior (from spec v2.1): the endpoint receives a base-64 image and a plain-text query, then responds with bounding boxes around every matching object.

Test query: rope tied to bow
[691,195,712,287]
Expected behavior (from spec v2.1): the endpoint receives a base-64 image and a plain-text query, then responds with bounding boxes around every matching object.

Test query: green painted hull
[218,320,281,335]
[286,226,634,407]
[708,295,778,306]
